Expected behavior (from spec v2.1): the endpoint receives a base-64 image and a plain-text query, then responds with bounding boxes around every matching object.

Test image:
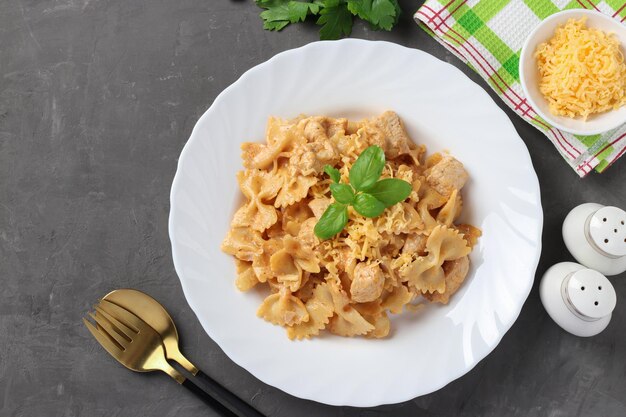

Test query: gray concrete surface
[1,1,625,416]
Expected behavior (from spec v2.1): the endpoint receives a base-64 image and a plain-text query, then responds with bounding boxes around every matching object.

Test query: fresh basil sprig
[313,145,412,240]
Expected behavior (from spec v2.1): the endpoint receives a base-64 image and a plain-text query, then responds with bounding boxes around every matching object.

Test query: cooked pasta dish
[222,111,480,339]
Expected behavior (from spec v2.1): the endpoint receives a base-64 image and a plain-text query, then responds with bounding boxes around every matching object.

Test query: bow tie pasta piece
[423,256,470,304]
[231,170,281,232]
[293,272,325,303]
[221,227,265,262]
[235,260,259,291]
[241,117,305,169]
[353,299,383,316]
[274,172,318,209]
[327,281,375,337]
[223,112,480,339]
[417,179,448,230]
[328,309,375,337]
[407,260,447,294]
[350,298,392,339]
[381,284,414,314]
[401,225,471,294]
[364,312,391,339]
[379,234,406,258]
[269,249,303,293]
[268,237,320,293]
[456,224,482,249]
[257,290,309,327]
[282,236,320,273]
[436,189,463,227]
[252,238,283,283]
[435,226,472,261]
[287,282,335,340]
[281,200,314,236]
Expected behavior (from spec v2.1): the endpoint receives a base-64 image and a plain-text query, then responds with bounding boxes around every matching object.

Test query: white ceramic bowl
[169,39,543,407]
[519,10,626,135]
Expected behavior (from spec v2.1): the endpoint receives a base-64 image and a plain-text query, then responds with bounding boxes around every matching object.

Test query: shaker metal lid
[540,262,616,337]
[564,269,616,320]
[588,206,626,258]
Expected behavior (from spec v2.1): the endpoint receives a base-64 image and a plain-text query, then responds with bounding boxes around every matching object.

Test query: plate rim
[169,38,544,406]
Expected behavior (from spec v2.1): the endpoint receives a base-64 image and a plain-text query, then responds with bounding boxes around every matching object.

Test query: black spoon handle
[182,378,238,416]
[193,370,265,417]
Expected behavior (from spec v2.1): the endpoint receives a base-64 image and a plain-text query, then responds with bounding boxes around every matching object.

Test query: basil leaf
[366,178,412,207]
[349,145,385,192]
[314,203,349,240]
[324,164,341,183]
[353,193,386,218]
[330,183,355,204]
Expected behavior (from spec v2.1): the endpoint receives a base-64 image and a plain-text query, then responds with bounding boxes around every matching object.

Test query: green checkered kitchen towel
[415,0,626,177]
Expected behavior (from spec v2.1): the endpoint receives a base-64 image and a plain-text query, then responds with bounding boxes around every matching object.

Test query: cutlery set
[83,289,264,417]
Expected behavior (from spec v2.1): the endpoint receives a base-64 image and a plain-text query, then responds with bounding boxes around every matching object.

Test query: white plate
[169,39,543,407]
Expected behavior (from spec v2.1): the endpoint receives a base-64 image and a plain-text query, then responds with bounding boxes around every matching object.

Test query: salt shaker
[562,203,626,276]
[540,262,616,337]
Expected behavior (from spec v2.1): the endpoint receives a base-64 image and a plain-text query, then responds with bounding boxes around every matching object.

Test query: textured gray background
[1,0,625,416]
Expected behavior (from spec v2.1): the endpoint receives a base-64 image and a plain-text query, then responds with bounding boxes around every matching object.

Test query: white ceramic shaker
[540,262,616,337]
[562,203,626,276]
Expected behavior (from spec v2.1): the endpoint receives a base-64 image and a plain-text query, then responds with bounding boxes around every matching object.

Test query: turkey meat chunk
[350,262,384,303]
[426,155,468,197]
[374,111,412,158]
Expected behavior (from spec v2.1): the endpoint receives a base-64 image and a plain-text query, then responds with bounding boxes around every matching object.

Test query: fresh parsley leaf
[316,0,353,40]
[330,183,355,204]
[353,193,386,218]
[258,0,290,30]
[347,0,396,30]
[366,178,412,207]
[390,0,401,25]
[314,202,349,240]
[257,0,320,31]
[324,164,341,183]
[289,1,320,22]
[263,20,290,30]
[349,145,385,192]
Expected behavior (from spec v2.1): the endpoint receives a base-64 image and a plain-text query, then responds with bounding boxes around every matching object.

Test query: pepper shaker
[540,262,616,337]
[562,203,626,276]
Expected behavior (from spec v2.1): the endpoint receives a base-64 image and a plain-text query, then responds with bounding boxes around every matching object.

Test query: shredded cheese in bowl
[535,17,626,120]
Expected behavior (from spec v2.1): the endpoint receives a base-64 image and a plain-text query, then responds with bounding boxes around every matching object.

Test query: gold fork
[84,299,239,416]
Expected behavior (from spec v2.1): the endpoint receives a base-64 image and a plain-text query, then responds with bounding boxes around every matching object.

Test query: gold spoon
[102,288,198,375]
[100,288,264,417]
[84,299,237,416]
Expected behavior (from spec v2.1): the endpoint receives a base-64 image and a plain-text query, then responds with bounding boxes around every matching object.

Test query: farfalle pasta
[222,111,481,339]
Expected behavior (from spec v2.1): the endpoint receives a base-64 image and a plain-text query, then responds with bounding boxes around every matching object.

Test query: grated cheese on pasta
[535,18,626,119]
